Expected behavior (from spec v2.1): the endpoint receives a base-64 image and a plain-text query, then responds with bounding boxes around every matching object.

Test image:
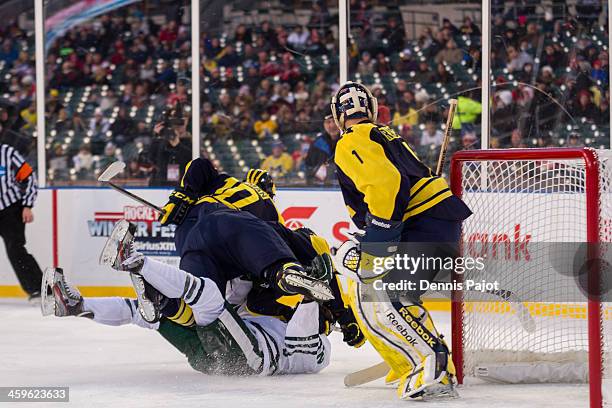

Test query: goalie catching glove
[159,188,198,226]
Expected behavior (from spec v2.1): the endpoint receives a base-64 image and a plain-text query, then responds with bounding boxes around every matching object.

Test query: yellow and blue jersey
[178,158,283,223]
[334,122,468,229]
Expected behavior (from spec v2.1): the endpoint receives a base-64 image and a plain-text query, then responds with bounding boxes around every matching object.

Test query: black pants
[0,204,43,295]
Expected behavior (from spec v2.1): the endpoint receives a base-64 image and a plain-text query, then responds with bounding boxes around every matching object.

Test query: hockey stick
[98,161,165,214]
[344,361,390,387]
[473,286,536,333]
[435,98,458,175]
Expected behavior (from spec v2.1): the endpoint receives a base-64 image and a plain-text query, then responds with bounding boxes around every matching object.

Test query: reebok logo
[371,218,391,229]
[397,307,437,348]
[386,312,417,346]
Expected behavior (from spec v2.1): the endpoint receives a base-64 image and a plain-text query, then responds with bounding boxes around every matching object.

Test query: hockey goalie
[329,82,472,400]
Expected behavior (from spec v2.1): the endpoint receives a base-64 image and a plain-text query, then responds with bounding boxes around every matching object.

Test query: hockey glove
[274,262,334,302]
[159,188,198,226]
[307,253,334,283]
[338,308,365,348]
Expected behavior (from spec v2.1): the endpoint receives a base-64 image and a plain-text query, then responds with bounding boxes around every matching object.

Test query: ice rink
[0,299,591,408]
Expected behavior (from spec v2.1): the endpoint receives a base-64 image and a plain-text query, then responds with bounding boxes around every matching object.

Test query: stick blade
[344,361,390,387]
[98,161,126,182]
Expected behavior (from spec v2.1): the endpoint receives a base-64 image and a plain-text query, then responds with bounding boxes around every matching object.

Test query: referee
[0,143,43,299]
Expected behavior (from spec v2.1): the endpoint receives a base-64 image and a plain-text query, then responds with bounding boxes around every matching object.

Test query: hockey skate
[397,349,458,401]
[41,267,91,318]
[99,219,143,273]
[130,273,167,323]
[276,262,334,302]
[100,219,164,323]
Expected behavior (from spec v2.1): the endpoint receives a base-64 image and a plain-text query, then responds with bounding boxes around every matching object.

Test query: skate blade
[284,275,334,301]
[420,383,459,401]
[41,267,57,316]
[99,219,132,267]
[130,273,160,323]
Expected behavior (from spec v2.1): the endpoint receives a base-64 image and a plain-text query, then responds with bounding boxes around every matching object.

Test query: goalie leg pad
[344,280,456,399]
[345,280,416,377]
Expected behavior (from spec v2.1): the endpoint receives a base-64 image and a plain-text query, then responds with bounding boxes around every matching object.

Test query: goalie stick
[436,98,458,175]
[344,361,390,387]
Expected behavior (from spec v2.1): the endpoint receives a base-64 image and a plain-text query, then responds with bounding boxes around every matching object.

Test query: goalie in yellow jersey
[330,82,472,400]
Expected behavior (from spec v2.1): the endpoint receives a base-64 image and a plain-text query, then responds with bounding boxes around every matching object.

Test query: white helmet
[330,81,378,131]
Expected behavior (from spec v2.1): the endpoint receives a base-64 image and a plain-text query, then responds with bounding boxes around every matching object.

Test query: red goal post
[449,148,608,408]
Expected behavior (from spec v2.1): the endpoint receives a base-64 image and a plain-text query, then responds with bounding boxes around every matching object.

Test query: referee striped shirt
[0,144,37,210]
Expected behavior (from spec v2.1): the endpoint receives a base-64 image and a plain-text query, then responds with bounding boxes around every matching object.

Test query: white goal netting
[455,149,612,407]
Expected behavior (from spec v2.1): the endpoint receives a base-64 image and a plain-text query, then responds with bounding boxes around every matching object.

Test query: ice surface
[0,300,590,408]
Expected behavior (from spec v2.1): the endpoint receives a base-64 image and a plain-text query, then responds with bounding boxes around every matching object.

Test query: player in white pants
[43,265,329,376]
[41,215,345,376]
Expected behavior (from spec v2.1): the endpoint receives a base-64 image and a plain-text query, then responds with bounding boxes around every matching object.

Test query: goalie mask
[245,168,276,198]
[330,82,378,131]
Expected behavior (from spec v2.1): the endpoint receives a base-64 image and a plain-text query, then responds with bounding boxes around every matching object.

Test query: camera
[158,101,185,140]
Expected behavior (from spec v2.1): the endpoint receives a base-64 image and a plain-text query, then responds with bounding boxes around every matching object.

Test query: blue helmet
[330,81,378,131]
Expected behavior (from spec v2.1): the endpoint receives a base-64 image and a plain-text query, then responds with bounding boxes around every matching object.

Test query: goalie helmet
[245,168,276,198]
[330,81,378,131]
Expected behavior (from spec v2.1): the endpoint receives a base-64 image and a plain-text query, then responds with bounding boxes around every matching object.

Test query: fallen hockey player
[42,200,362,376]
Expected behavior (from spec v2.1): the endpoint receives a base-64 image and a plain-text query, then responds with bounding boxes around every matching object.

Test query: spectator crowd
[0,0,610,186]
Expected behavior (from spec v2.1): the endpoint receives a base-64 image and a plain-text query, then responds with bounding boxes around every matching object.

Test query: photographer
[147,103,192,187]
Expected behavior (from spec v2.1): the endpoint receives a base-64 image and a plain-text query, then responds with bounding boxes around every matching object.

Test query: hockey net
[450,148,611,408]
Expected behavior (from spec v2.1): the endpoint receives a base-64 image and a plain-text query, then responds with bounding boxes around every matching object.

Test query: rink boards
[0,188,355,296]
[0,188,595,300]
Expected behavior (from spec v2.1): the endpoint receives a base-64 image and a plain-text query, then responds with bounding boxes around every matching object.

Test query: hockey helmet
[245,168,276,198]
[330,81,378,131]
